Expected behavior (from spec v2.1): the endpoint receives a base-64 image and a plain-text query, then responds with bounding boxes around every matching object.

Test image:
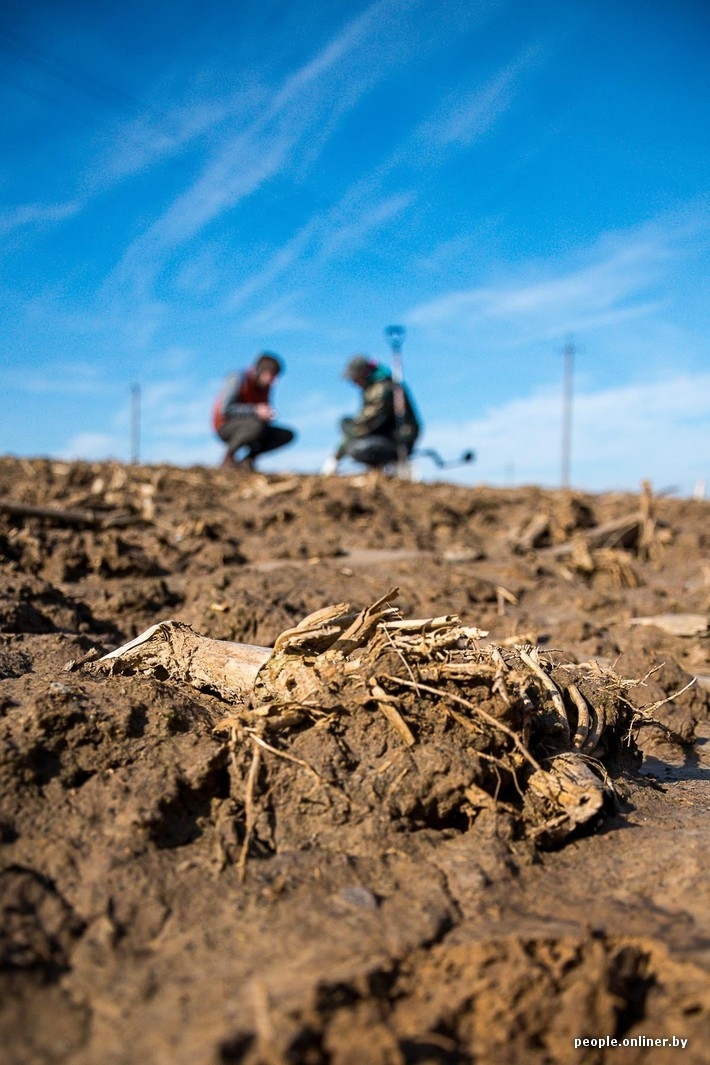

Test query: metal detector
[384,324,410,478]
[415,448,476,469]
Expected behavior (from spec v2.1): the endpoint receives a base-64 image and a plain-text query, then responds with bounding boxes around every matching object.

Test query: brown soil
[1,457,710,1065]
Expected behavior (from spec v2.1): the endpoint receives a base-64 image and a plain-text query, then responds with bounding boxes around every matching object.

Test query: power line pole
[130,383,141,464]
[560,337,575,488]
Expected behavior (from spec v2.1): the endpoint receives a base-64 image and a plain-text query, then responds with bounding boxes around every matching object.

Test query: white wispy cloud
[266,0,395,111]
[319,193,416,258]
[97,88,267,187]
[419,42,545,151]
[59,432,122,461]
[91,0,530,343]
[401,210,708,362]
[242,293,313,335]
[221,35,545,314]
[225,225,319,311]
[108,0,417,296]
[422,373,710,493]
[0,199,81,237]
[225,190,415,312]
[147,133,292,250]
[408,235,668,334]
[2,360,108,395]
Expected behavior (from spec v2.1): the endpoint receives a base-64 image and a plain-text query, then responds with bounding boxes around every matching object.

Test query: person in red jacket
[212,352,295,470]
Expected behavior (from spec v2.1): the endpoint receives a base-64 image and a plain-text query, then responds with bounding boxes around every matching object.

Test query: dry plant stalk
[100,621,271,698]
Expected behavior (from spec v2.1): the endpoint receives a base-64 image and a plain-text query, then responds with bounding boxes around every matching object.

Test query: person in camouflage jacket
[325,355,421,471]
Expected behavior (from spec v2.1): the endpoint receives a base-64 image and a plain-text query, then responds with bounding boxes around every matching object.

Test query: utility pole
[384,324,409,476]
[560,337,575,488]
[130,383,141,464]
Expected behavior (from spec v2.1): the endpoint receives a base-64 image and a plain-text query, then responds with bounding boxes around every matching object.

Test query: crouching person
[323,355,421,473]
[213,352,295,470]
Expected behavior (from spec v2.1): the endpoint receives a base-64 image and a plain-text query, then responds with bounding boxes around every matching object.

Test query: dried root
[93,588,642,850]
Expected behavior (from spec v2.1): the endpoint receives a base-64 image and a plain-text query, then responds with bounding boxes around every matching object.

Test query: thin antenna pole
[130,383,141,464]
[561,338,575,488]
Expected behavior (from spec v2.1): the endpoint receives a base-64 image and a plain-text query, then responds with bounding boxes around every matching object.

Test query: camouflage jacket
[337,369,421,458]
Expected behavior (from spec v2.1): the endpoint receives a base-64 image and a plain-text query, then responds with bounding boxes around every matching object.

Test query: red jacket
[212,370,271,432]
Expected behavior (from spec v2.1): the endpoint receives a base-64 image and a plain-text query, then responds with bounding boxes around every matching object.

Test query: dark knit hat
[343,354,375,381]
[255,352,283,375]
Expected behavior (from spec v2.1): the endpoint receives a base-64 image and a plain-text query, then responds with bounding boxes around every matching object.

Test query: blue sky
[1,0,709,493]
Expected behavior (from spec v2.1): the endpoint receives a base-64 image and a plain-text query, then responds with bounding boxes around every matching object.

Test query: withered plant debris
[512,482,671,586]
[93,587,647,854]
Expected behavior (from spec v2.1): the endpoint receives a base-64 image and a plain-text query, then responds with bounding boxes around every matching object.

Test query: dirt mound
[1,458,709,1063]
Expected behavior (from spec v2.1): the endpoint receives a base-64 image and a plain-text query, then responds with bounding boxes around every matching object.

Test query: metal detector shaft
[384,325,409,475]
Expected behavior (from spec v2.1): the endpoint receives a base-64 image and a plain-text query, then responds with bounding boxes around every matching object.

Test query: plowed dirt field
[1,457,709,1064]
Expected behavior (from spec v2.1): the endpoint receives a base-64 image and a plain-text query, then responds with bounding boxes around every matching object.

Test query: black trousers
[218,415,295,458]
[344,434,402,468]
